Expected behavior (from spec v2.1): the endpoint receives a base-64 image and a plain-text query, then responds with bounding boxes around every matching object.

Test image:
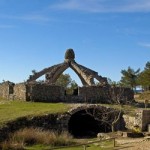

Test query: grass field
[0,99,139,126]
[0,99,141,126]
[0,100,71,126]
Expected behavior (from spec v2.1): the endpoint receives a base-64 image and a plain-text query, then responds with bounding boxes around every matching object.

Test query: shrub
[1,128,76,149]
[49,131,75,146]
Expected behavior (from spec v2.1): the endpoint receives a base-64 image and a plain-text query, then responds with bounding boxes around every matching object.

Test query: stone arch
[27,49,108,86]
[27,63,65,82]
[45,63,69,84]
[27,62,93,86]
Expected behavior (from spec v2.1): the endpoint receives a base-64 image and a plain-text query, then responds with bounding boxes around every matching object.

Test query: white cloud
[50,0,150,13]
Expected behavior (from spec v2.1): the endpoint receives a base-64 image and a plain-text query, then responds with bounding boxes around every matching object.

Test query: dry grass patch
[1,128,76,150]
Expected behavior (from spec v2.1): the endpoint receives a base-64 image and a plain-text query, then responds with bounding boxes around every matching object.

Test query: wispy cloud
[50,0,150,13]
[138,42,150,48]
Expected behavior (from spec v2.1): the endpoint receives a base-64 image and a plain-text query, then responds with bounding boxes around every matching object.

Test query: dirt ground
[115,137,150,150]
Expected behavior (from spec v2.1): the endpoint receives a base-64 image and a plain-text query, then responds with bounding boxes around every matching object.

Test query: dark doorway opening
[68,109,111,138]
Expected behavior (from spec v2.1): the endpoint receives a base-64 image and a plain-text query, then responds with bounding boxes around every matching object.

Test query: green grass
[0,100,71,126]
[0,98,145,126]
[26,146,109,150]
[0,99,142,126]
[26,145,50,150]
[26,141,113,150]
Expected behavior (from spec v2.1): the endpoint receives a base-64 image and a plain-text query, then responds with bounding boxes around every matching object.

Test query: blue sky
[0,0,150,85]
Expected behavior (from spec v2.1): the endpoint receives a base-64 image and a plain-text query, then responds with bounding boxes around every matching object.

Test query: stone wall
[137,110,150,131]
[13,83,65,102]
[1,81,134,104]
[0,81,14,99]
[64,95,84,103]
[110,87,134,104]
[14,83,27,100]
[123,115,136,130]
[123,110,150,131]
[78,86,134,104]
[78,86,109,103]
[27,83,65,102]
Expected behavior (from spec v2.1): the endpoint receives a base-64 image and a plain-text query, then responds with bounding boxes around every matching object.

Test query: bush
[1,128,76,149]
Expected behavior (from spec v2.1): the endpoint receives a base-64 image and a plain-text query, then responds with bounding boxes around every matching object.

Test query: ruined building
[0,49,134,103]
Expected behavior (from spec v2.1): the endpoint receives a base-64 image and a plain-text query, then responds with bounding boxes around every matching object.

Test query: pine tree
[120,67,140,90]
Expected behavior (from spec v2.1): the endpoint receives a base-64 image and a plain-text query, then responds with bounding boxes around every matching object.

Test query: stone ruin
[28,49,108,86]
[0,81,14,99]
[0,49,150,135]
[0,49,134,103]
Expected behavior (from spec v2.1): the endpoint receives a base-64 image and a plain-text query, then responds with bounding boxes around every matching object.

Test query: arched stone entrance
[68,109,111,137]
[59,105,123,138]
